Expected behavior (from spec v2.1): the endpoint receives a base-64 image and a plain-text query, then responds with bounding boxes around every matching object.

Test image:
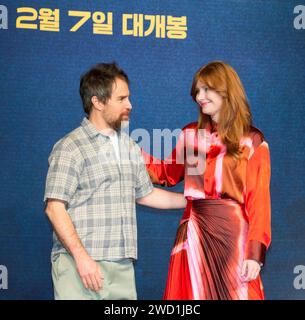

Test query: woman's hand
[241,259,261,282]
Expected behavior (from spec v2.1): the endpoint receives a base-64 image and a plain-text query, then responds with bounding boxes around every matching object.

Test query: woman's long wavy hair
[191,61,253,157]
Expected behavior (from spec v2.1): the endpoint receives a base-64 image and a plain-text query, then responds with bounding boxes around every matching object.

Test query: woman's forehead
[196,79,208,87]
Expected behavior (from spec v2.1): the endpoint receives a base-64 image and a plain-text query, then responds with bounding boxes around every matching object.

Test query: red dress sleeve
[141,123,197,187]
[142,148,184,187]
[245,134,271,265]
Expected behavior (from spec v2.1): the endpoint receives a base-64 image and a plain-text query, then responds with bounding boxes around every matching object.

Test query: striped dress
[143,121,271,300]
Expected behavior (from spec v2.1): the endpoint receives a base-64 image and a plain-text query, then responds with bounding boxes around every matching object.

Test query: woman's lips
[200,101,210,107]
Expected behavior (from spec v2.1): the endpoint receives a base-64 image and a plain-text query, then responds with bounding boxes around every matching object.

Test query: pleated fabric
[163,199,264,300]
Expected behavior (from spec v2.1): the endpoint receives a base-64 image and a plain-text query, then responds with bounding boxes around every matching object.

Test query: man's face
[102,78,132,130]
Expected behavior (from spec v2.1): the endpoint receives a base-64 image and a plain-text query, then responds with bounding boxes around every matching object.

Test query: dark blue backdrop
[1,0,305,299]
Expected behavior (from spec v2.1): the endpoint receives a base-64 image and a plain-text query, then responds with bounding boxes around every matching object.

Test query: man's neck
[88,114,116,136]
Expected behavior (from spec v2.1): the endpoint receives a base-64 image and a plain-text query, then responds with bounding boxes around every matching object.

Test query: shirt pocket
[121,160,138,188]
[84,154,120,187]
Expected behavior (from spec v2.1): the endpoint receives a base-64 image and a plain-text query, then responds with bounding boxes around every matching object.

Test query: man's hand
[241,259,261,282]
[74,253,104,292]
[45,199,104,292]
[137,187,186,209]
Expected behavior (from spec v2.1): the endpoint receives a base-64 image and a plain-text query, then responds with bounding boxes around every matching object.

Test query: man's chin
[120,120,130,129]
[112,119,129,130]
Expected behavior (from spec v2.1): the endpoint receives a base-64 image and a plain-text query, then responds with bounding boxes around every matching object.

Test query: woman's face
[195,80,223,123]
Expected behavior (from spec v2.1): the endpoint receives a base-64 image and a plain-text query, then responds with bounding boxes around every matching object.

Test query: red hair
[191,61,253,157]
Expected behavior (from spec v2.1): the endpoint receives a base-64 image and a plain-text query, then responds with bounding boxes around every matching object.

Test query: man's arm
[45,199,103,292]
[136,187,186,209]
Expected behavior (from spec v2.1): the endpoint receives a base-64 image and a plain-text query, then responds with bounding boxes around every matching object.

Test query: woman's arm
[141,124,197,187]
[243,136,271,281]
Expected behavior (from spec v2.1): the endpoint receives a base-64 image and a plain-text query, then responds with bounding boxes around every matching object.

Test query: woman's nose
[197,89,206,101]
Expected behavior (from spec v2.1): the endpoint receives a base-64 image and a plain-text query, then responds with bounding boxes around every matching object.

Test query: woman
[143,61,271,300]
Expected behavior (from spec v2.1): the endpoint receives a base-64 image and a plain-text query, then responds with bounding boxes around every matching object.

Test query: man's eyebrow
[118,94,130,98]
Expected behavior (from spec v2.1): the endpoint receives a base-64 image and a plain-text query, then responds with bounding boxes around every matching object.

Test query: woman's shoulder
[247,126,266,149]
[182,121,198,131]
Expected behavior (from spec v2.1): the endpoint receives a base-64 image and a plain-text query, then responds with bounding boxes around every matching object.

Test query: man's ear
[91,96,104,111]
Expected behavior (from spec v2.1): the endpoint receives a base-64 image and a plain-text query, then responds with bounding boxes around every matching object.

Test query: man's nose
[126,98,132,110]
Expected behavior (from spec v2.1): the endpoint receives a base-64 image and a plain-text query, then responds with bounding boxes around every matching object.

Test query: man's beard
[110,114,130,131]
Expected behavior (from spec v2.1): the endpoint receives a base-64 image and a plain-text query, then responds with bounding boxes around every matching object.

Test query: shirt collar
[81,117,122,141]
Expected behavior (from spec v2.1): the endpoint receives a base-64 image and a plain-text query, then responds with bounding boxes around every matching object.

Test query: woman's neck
[210,118,218,132]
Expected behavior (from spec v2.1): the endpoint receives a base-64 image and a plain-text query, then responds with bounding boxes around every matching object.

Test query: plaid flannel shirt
[44,117,153,261]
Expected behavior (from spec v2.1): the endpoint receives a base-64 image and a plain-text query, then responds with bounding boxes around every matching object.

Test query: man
[44,63,186,300]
